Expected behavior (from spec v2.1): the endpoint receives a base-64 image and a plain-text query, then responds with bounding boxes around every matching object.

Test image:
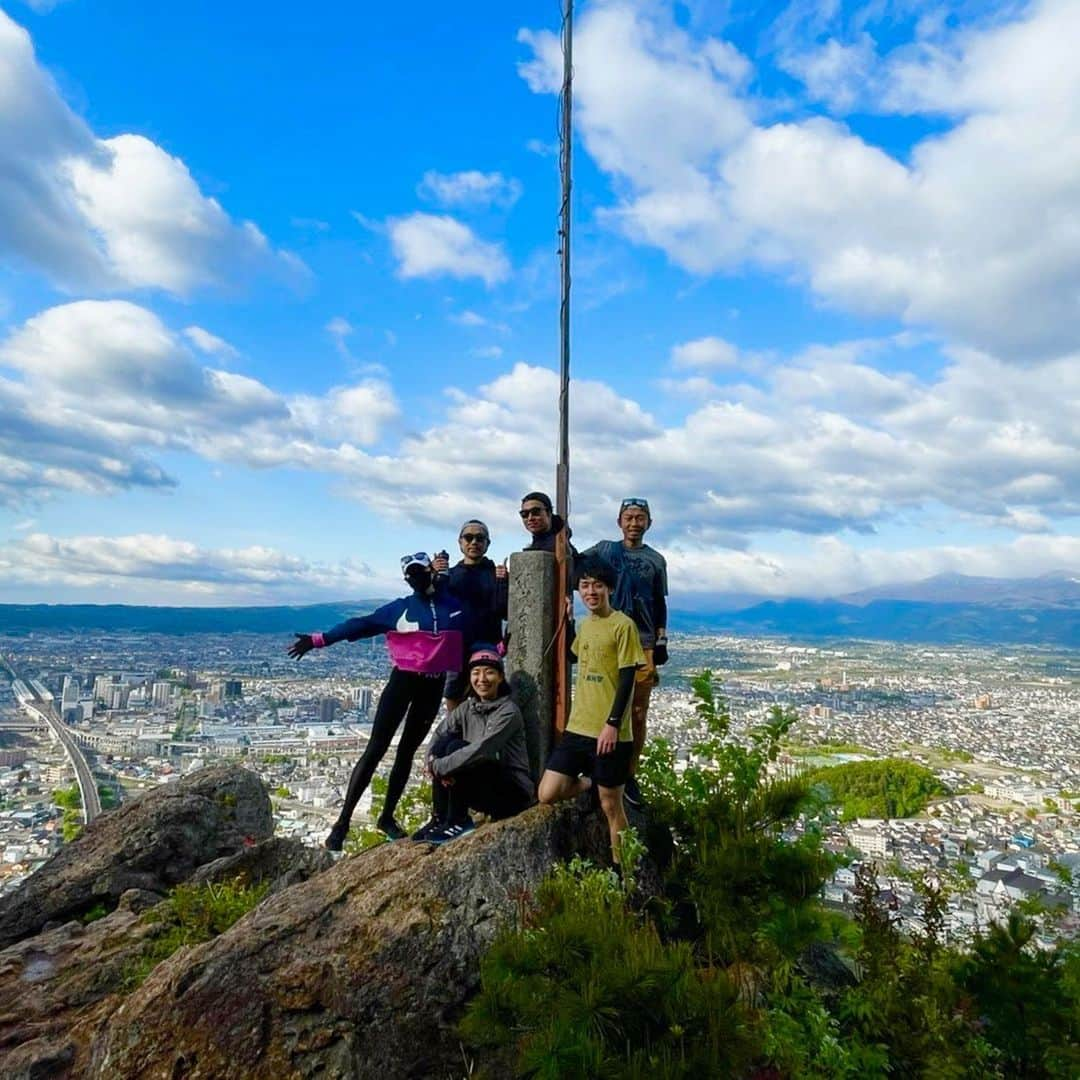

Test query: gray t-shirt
[583,540,668,648]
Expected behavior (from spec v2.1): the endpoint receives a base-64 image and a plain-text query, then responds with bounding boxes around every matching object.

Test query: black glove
[288,633,314,660]
[653,638,669,666]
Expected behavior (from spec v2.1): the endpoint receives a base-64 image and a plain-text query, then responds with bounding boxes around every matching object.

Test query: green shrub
[461,857,754,1079]
[956,912,1080,1077]
[344,777,434,853]
[61,807,83,842]
[638,672,837,968]
[123,878,269,990]
[81,901,109,924]
[463,669,1079,1078]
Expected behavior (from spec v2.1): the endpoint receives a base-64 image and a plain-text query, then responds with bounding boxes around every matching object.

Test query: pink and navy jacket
[312,579,465,675]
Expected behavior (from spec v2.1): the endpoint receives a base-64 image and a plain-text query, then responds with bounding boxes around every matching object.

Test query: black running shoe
[377,816,407,841]
[428,818,476,846]
[410,817,444,842]
[623,777,644,807]
[325,821,348,852]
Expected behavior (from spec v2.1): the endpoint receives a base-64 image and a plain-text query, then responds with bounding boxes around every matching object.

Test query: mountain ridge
[1,572,1077,646]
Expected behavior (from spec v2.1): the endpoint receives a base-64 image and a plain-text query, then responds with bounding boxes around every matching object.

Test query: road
[1,653,102,823]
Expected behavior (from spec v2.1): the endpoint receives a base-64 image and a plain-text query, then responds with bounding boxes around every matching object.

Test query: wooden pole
[553,0,573,737]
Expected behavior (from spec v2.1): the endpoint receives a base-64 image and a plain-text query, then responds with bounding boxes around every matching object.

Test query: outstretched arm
[287,598,404,660]
[288,633,317,660]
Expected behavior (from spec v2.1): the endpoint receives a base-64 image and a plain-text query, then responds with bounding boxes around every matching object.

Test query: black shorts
[545,730,632,790]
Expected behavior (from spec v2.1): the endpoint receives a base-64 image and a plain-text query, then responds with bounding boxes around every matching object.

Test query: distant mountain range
[672,571,1080,647]
[837,570,1080,608]
[0,603,366,636]
[0,572,1077,647]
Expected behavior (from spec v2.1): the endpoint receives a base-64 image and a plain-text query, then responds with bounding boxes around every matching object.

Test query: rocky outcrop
[189,836,335,895]
[0,837,335,1080]
[0,764,629,1080]
[0,764,272,951]
[92,802,608,1080]
[0,890,163,1080]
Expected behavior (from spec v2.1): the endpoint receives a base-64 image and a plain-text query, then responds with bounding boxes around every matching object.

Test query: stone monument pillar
[507,550,555,779]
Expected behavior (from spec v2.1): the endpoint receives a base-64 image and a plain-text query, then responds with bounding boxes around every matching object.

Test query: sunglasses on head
[400,552,432,571]
[620,498,649,511]
[460,532,489,544]
[519,506,548,519]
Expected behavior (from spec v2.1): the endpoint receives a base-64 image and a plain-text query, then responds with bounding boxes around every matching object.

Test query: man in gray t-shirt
[581,497,668,803]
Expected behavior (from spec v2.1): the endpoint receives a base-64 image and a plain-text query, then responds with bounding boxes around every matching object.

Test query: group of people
[288,492,668,864]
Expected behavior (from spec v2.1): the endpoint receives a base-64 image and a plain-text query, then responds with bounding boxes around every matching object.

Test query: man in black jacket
[437,519,508,711]
[519,491,577,556]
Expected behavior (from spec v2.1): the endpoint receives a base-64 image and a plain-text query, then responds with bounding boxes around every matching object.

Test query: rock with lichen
[0,764,272,952]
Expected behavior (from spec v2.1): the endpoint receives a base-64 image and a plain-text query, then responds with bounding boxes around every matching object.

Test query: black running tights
[336,667,445,829]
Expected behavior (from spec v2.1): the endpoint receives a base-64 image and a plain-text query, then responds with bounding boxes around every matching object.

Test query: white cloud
[184,326,239,360]
[417,170,522,208]
[671,335,741,369]
[2,302,1077,582]
[388,213,510,286]
[470,345,504,360]
[0,300,398,504]
[777,33,878,113]
[526,138,557,157]
[519,7,751,190]
[0,532,381,602]
[326,317,353,338]
[450,309,511,332]
[518,0,1080,359]
[0,11,302,294]
[667,533,1080,600]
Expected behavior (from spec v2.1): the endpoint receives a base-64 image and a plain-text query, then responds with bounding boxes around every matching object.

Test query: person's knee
[597,785,624,816]
[538,771,566,804]
[355,741,387,769]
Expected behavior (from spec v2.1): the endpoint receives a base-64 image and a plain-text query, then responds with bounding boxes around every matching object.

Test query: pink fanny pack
[386,630,463,674]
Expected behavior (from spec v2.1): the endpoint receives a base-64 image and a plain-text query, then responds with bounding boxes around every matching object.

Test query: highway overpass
[2,655,102,823]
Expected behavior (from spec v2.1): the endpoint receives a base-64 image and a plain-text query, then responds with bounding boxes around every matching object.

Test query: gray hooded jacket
[429,695,534,800]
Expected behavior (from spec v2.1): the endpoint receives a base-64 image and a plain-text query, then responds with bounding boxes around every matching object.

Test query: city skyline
[1,1,1079,606]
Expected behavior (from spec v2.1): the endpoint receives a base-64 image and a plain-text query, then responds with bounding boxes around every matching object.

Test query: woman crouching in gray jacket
[412,645,535,844]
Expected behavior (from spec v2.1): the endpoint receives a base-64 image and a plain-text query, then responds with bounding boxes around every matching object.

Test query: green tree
[52,784,81,810]
[803,759,947,820]
[461,670,1079,1079]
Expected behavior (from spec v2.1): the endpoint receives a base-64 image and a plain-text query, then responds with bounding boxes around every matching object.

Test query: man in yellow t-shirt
[539,555,645,865]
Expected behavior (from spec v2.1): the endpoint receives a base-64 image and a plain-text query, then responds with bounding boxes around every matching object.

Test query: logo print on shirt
[396,609,420,632]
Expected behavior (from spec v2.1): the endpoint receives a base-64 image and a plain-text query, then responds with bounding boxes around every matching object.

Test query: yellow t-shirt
[567,609,645,740]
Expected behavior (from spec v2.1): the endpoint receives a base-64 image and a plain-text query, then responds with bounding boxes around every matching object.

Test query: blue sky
[1,0,1078,605]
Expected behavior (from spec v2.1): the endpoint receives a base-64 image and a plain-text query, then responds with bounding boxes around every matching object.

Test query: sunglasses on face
[460,533,489,544]
[519,507,548,519]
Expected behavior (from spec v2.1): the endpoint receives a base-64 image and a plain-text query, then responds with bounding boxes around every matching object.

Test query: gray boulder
[189,836,336,895]
[0,896,161,1080]
[91,802,608,1080]
[0,764,272,951]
